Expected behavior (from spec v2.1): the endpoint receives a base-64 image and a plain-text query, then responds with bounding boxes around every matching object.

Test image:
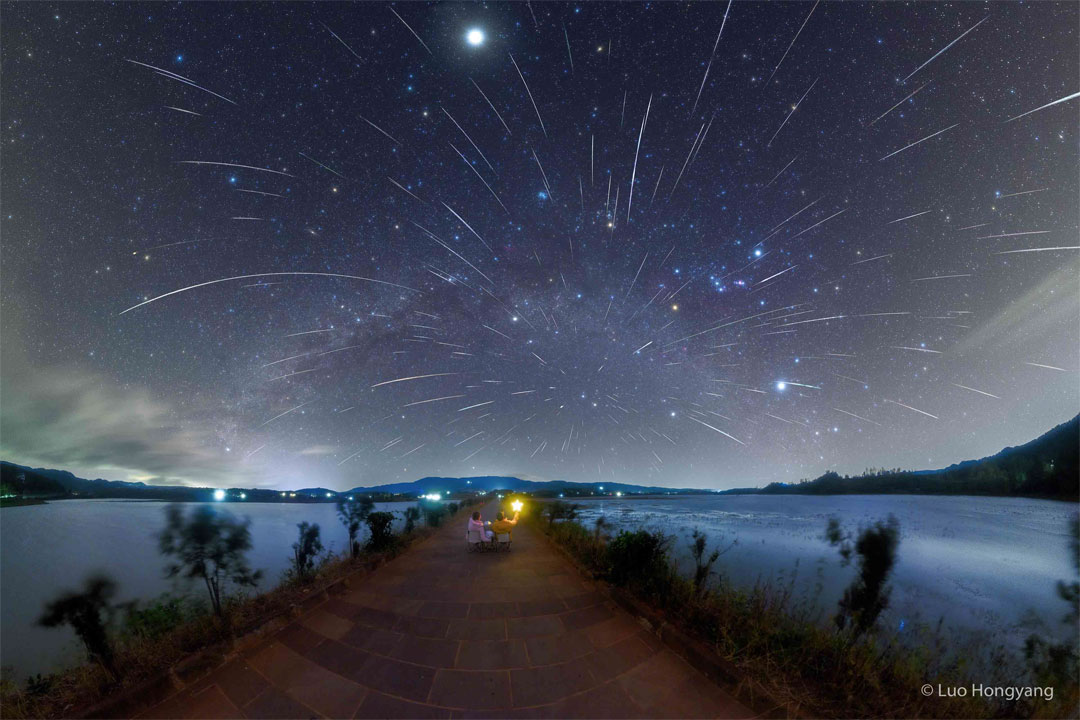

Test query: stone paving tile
[585,614,642,648]
[208,658,270,709]
[506,614,564,639]
[559,604,615,631]
[467,601,518,619]
[582,635,657,683]
[509,656,595,707]
[351,654,436,704]
[418,601,470,619]
[450,708,545,720]
[523,634,592,666]
[539,680,649,719]
[341,624,404,655]
[242,687,318,719]
[455,639,530,670]
[428,669,513,709]
[176,685,243,719]
[516,598,567,616]
[305,639,371,679]
[394,613,451,639]
[322,596,364,621]
[276,622,326,656]
[391,634,461,668]
[300,608,353,640]
[354,691,453,719]
[446,617,507,642]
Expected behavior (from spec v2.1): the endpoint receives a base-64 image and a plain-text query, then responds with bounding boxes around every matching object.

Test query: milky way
[1,2,1077,490]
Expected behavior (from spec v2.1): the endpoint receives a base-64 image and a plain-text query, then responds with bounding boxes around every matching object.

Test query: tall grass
[540,517,1078,719]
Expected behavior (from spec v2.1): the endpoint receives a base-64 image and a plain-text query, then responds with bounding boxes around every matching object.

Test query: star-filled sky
[1,2,1077,491]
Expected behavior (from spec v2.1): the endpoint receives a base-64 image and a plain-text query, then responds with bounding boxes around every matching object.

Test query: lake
[0,495,1076,679]
[570,494,1077,657]
[0,499,417,680]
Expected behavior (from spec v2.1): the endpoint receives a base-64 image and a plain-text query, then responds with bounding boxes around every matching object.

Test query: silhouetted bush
[37,575,119,676]
[122,594,187,641]
[291,522,323,581]
[606,529,673,600]
[689,529,736,595]
[337,497,375,558]
[421,500,448,527]
[158,504,261,617]
[366,511,396,551]
[447,501,459,515]
[544,499,580,527]
[403,505,421,534]
[826,514,900,636]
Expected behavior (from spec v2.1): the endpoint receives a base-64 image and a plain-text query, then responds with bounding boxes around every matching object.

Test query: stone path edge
[76,519,455,720]
[529,519,789,719]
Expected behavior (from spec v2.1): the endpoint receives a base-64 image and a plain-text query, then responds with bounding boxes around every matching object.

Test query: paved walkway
[142,502,753,718]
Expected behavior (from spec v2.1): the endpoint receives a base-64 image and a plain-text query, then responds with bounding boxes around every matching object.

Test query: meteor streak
[120,273,418,315]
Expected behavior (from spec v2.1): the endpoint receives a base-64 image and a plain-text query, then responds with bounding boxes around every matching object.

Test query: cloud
[0,359,253,487]
[298,445,337,456]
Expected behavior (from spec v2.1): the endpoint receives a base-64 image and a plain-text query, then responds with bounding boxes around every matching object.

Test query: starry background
[1,1,1077,491]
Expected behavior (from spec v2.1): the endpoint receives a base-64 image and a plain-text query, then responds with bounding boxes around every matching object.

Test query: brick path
[142,502,753,718]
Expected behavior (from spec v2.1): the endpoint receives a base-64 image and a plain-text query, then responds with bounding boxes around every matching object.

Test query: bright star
[776,381,787,391]
[466,28,485,46]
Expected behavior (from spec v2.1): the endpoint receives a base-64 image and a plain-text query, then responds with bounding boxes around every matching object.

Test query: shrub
[544,500,580,528]
[421,500,448,527]
[366,511,396,551]
[826,514,900,636]
[606,529,673,600]
[291,522,323,581]
[158,504,261,617]
[447,501,459,515]
[403,505,421,534]
[122,594,188,640]
[336,497,375,558]
[37,575,119,676]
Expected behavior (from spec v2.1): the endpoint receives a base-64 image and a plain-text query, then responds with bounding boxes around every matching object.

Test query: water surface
[0,499,413,678]
[570,494,1077,654]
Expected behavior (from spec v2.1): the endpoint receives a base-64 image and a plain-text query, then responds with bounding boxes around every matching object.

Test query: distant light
[326,492,333,498]
[424,493,442,501]
[347,495,354,501]
[615,492,623,497]
[213,489,226,501]
[598,486,604,491]
[240,493,247,500]
[754,248,762,257]
[776,381,787,391]
[280,492,287,497]
[466,28,485,46]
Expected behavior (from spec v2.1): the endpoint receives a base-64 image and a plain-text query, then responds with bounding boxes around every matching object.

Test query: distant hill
[4,415,1076,504]
[0,464,699,505]
[345,476,698,497]
[723,415,1079,501]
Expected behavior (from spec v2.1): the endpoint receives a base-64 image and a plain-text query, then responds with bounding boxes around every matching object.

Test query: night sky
[1,2,1077,491]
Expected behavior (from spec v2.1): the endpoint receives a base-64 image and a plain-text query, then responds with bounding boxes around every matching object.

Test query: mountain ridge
[2,415,1076,502]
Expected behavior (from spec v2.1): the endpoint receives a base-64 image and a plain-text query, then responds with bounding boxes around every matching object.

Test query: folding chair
[496,532,512,552]
[466,529,487,552]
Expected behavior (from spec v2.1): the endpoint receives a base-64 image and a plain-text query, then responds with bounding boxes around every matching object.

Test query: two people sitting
[467,508,519,546]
